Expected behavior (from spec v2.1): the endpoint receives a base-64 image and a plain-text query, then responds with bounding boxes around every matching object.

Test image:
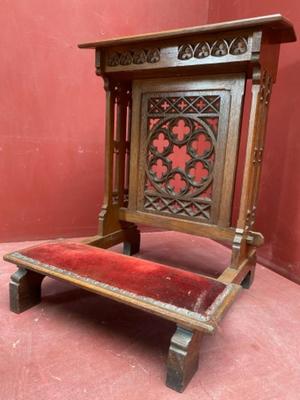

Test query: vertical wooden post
[231,67,272,268]
[93,78,140,252]
[84,50,140,252]
[98,77,118,236]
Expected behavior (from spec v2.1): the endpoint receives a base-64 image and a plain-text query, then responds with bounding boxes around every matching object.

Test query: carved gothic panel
[141,93,223,222]
[129,76,245,228]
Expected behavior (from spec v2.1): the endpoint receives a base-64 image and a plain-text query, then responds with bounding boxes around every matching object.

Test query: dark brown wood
[128,75,245,227]
[82,224,140,255]
[10,268,45,313]
[119,208,264,246]
[89,76,141,255]
[166,326,203,392]
[123,226,141,255]
[218,248,256,288]
[3,15,295,393]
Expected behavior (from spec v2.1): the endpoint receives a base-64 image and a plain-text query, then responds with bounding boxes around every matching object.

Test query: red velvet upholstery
[17,242,226,315]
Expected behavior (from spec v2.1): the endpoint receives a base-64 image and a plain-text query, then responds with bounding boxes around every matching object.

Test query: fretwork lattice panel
[143,92,222,222]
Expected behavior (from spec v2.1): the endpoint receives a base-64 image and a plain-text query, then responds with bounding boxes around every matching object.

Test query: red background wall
[0,0,208,239]
[1,1,299,283]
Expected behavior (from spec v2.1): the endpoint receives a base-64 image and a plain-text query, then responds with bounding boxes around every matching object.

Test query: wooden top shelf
[78,14,296,49]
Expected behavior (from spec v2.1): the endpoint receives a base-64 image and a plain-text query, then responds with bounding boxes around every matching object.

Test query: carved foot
[123,227,141,256]
[10,268,45,314]
[241,266,255,289]
[166,326,203,392]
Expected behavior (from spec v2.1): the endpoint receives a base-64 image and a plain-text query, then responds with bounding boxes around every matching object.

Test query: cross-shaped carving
[169,173,186,194]
[196,99,207,110]
[191,135,212,155]
[161,101,170,111]
[178,100,188,110]
[153,133,169,153]
[151,159,167,179]
[189,161,208,182]
[172,119,190,140]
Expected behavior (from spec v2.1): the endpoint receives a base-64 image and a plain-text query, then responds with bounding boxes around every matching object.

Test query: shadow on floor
[42,278,177,358]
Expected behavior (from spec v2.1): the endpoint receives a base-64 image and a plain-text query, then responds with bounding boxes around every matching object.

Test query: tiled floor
[1,232,300,400]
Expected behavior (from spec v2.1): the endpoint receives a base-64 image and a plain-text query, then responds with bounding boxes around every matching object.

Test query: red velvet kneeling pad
[12,242,226,315]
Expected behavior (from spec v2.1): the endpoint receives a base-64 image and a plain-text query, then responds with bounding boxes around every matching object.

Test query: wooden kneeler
[4,15,295,392]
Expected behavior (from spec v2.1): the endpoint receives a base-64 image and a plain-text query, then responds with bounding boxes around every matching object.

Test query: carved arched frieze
[107,48,160,67]
[177,36,248,61]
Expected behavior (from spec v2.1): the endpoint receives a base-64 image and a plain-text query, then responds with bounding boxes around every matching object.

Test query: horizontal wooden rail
[119,208,263,246]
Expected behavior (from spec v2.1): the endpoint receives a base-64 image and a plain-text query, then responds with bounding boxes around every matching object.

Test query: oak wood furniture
[4,14,296,392]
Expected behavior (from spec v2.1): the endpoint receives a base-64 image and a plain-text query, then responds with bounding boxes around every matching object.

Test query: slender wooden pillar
[85,69,140,253]
[97,77,118,236]
[231,67,272,270]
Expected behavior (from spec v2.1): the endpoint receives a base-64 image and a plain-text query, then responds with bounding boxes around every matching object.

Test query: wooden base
[123,228,141,256]
[166,326,203,392]
[10,268,45,314]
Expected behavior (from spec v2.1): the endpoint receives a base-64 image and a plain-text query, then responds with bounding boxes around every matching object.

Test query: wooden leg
[166,326,203,392]
[10,268,45,314]
[123,226,140,256]
[82,225,140,256]
[241,265,255,289]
